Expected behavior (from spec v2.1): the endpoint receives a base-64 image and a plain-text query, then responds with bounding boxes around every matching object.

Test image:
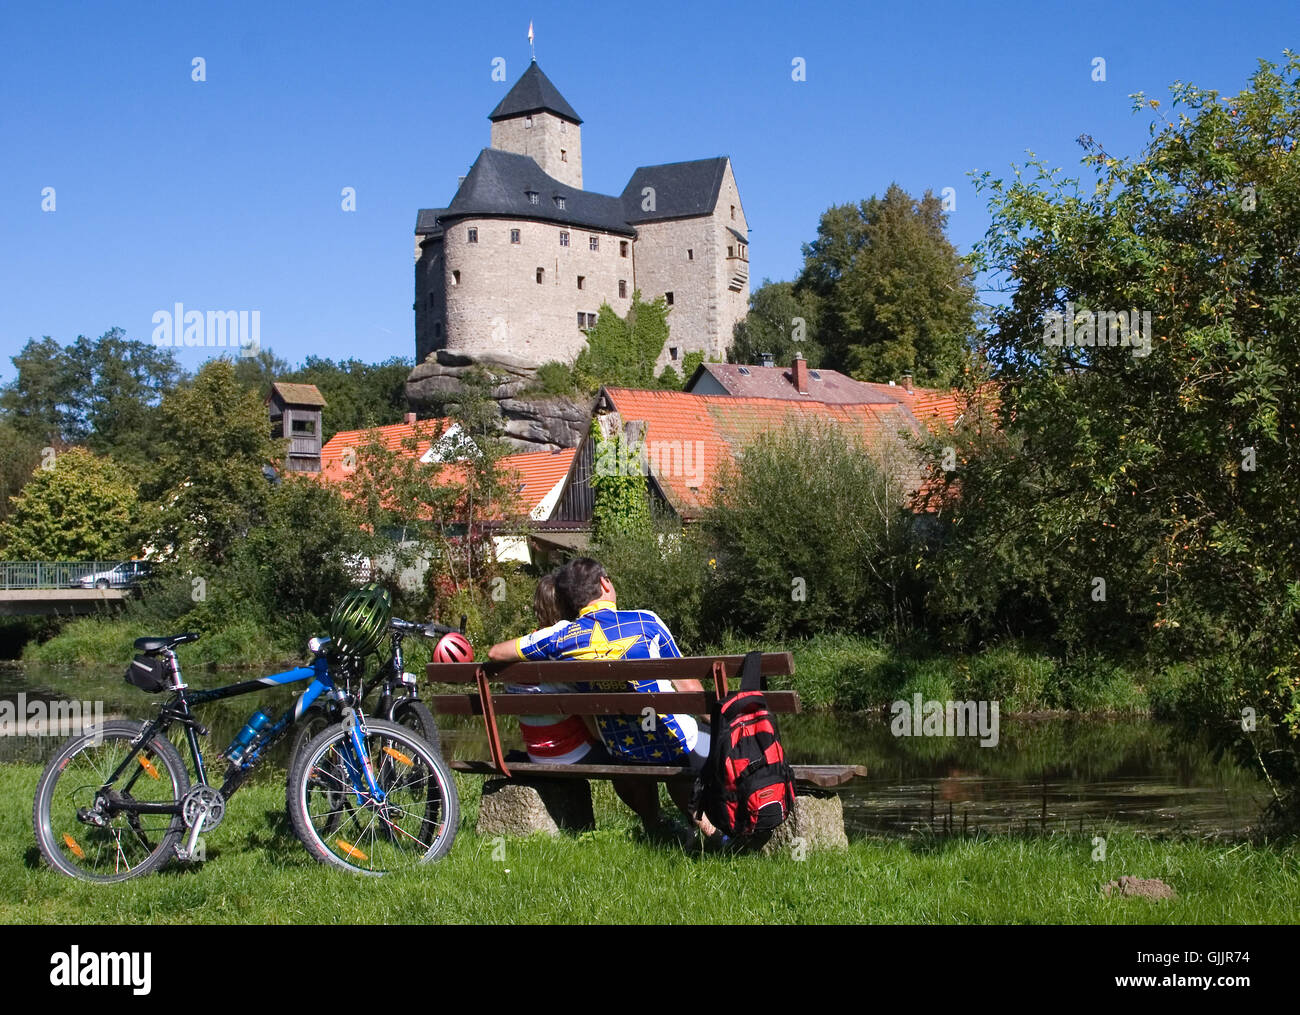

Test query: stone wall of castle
[490,111,582,189]
[414,233,446,364]
[440,216,634,364]
[630,161,749,367]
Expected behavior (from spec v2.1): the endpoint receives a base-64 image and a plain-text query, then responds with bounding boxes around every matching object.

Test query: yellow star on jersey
[562,621,640,660]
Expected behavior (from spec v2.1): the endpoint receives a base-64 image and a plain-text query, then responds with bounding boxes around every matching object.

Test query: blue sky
[0,0,1294,380]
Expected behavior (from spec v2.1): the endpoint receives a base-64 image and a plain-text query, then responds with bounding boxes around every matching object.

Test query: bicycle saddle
[133,632,201,654]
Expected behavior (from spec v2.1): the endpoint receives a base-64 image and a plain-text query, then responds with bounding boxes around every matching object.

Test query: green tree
[933,55,1300,812]
[142,360,280,566]
[704,419,919,640]
[0,329,183,463]
[728,280,824,367]
[796,184,977,386]
[0,447,138,560]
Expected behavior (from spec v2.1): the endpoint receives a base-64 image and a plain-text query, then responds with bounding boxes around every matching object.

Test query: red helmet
[433,631,474,663]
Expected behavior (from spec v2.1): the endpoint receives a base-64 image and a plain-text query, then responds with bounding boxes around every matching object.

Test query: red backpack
[694,651,797,838]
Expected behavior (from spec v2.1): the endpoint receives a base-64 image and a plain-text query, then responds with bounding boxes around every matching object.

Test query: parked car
[75,560,153,589]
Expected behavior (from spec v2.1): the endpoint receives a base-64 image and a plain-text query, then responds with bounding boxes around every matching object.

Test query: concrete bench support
[476,777,595,837]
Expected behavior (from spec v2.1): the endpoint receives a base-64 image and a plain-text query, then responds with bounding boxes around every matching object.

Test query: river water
[0,663,1269,840]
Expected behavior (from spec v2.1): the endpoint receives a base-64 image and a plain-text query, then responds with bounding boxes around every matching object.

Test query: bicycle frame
[98,648,387,826]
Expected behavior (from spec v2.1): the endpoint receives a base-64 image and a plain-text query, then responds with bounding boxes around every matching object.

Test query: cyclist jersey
[513,600,698,763]
[505,620,599,765]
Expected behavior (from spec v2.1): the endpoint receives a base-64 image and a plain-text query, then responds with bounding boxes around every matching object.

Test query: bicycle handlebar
[390,616,465,638]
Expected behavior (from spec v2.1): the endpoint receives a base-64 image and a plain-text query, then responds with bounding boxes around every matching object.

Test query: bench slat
[448,759,866,789]
[429,690,801,716]
[425,653,794,685]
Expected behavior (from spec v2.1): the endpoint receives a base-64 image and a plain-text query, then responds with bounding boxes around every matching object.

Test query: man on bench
[488,557,721,844]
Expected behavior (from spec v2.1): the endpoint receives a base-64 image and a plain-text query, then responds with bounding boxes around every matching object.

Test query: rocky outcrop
[405,350,590,452]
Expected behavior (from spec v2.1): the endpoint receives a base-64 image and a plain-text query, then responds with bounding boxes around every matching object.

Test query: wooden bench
[425,653,866,846]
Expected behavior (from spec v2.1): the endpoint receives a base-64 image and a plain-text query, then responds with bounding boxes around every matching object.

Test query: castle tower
[489,63,583,189]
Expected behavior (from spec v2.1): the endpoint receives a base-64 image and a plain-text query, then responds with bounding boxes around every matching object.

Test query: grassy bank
[3,764,1296,924]
[20,617,1195,715]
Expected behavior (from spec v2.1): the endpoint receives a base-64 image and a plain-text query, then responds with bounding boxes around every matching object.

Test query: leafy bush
[703,419,921,641]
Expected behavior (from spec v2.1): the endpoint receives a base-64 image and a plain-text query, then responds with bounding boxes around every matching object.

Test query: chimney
[791,353,809,394]
[902,373,914,393]
[405,412,417,425]
[760,352,775,368]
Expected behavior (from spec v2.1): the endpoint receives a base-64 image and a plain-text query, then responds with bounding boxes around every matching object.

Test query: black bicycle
[33,632,458,881]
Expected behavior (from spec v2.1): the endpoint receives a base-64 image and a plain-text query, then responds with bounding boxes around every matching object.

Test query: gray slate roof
[415,208,445,236]
[621,157,729,223]
[425,148,635,236]
[489,63,582,124]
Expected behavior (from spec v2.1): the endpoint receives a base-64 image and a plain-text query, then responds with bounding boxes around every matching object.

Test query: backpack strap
[740,650,764,693]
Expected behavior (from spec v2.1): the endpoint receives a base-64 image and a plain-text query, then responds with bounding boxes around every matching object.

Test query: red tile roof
[316,419,574,517]
[601,388,925,518]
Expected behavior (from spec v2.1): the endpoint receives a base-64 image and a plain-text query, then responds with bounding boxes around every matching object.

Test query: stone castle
[413,62,750,373]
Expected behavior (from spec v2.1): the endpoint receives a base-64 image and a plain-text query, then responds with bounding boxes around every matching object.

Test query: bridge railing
[0,562,119,590]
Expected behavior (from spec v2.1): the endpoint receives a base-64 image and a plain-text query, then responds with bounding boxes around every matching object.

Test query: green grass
[21,616,301,669]
[4,764,1296,924]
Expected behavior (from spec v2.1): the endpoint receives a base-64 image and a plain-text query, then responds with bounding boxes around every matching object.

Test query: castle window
[510,229,520,244]
[589,236,599,251]
[467,228,478,243]
[524,115,533,128]
[619,241,629,258]
[561,149,568,162]
[618,279,627,298]
[536,267,544,284]
[665,291,674,305]
[527,191,539,205]
[730,205,736,220]
[559,231,569,247]
[687,248,694,260]
[669,347,679,361]
[560,120,567,133]
[451,270,460,286]
[554,196,566,209]
[727,246,734,258]
[578,312,586,329]
[577,275,585,290]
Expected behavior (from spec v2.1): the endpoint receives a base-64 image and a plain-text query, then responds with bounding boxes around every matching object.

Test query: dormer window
[526,191,539,205]
[554,196,566,210]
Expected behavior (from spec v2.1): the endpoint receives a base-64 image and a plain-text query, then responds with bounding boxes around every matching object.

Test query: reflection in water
[0,664,1271,840]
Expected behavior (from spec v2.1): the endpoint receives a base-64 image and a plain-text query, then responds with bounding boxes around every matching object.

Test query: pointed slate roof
[435,148,634,235]
[622,157,729,223]
[489,62,582,124]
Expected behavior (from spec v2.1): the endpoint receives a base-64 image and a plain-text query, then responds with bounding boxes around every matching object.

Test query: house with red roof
[314,413,576,563]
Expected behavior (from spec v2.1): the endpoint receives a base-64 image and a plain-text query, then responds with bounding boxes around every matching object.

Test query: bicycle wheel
[287,717,458,875]
[388,698,442,758]
[33,720,189,882]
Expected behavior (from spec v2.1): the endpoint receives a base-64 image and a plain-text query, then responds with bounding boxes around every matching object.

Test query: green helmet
[328,582,391,658]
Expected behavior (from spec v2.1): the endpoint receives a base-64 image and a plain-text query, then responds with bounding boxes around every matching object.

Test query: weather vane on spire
[528,20,535,62]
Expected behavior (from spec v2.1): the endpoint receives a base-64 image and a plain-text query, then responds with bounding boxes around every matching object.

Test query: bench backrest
[424,652,794,686]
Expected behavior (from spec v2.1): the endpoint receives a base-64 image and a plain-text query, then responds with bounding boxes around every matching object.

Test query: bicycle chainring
[181,785,226,830]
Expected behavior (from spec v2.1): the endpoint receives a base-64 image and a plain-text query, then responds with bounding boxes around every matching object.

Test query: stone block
[476,778,595,837]
[759,792,849,855]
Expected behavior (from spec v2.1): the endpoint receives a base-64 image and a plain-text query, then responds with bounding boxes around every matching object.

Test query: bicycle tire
[388,698,442,758]
[286,717,459,875]
[33,720,190,882]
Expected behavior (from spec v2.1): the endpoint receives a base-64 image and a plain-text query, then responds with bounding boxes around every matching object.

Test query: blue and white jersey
[513,600,697,762]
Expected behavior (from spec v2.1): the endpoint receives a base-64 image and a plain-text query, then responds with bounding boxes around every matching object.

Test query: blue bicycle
[32,631,459,881]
